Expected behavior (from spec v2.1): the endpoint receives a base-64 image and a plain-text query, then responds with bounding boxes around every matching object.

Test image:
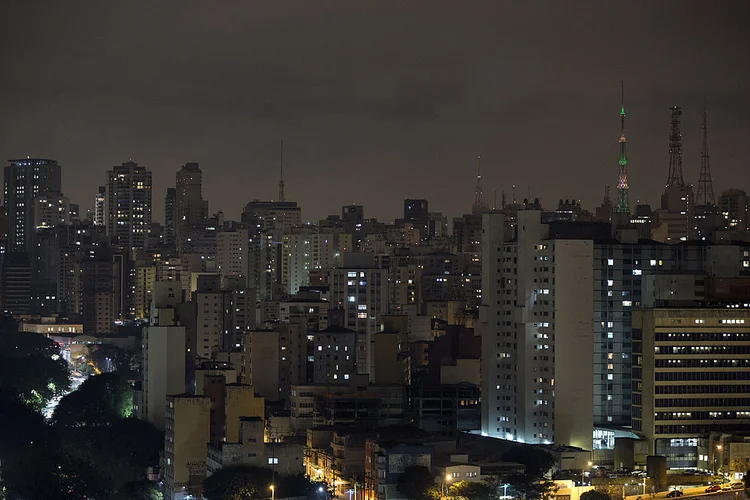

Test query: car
[666,490,683,497]
[705,485,722,492]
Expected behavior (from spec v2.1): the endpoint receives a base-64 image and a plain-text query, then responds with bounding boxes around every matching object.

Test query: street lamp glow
[446,474,452,481]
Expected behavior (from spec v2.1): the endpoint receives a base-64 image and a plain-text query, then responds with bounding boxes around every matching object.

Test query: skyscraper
[93,186,106,226]
[164,187,176,246]
[106,161,153,249]
[175,162,208,251]
[4,158,62,252]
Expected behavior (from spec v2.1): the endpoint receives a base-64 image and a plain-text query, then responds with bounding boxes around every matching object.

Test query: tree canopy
[0,317,71,411]
[501,446,556,477]
[581,490,612,500]
[505,473,558,500]
[203,466,316,500]
[52,372,134,426]
[448,480,497,500]
[397,465,440,500]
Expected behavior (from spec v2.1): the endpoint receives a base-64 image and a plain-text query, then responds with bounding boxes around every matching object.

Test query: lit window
[607,259,614,266]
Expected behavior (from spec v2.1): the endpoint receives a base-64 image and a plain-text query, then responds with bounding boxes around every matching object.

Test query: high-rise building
[164,187,176,246]
[633,308,750,470]
[163,394,211,500]
[1,252,31,315]
[217,228,248,289]
[93,186,106,226]
[138,281,187,432]
[33,192,69,229]
[719,189,748,233]
[4,158,62,252]
[329,254,388,377]
[82,252,115,335]
[175,163,208,251]
[106,161,153,249]
[480,211,594,448]
[404,198,429,240]
[281,226,350,295]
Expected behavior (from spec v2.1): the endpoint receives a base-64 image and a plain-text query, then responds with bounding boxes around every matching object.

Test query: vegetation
[397,465,440,500]
[203,466,318,500]
[501,445,556,477]
[448,480,496,500]
[0,315,161,499]
[581,490,612,500]
[503,473,558,500]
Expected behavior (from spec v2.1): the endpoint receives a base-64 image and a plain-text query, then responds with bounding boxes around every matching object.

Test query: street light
[443,474,453,498]
[582,461,593,487]
[270,484,275,500]
[502,483,509,499]
[712,445,722,476]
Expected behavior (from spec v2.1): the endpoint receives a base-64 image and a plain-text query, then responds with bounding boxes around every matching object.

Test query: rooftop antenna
[696,97,715,206]
[278,140,285,202]
[472,155,488,214]
[615,81,630,214]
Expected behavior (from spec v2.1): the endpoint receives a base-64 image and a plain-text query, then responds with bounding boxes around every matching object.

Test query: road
[627,488,747,500]
[43,374,86,419]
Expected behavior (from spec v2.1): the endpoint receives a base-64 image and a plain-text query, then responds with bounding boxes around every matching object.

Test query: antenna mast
[472,155,488,214]
[696,107,715,206]
[615,82,630,213]
[278,139,285,202]
[666,106,685,187]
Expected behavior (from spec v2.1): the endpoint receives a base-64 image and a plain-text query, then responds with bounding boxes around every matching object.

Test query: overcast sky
[1,1,748,223]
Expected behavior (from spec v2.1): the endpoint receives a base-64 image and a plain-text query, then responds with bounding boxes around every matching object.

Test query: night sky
[1,1,748,223]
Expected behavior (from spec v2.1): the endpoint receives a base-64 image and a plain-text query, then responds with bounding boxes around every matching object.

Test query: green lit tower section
[615,82,630,214]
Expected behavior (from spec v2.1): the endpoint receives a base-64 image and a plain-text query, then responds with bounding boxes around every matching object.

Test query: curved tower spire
[666,105,685,187]
[615,82,630,214]
[472,155,488,214]
[696,108,716,206]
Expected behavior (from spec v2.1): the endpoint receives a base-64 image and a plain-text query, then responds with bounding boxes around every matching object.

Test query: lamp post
[503,483,509,499]
[443,474,452,498]
[712,445,722,476]
[581,461,593,487]
[270,484,275,500]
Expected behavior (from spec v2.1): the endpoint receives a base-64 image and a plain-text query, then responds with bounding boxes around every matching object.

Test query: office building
[106,161,153,249]
[4,158,62,251]
[633,308,750,470]
[719,189,748,233]
[281,227,350,295]
[32,192,69,229]
[1,252,31,315]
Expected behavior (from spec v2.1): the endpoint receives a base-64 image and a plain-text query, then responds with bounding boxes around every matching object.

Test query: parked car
[705,485,722,492]
[666,490,683,497]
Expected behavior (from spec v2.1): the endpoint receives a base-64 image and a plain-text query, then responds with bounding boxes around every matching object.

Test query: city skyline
[1,1,749,222]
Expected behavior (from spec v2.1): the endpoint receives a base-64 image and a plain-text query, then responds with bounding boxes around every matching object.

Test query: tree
[52,372,134,426]
[58,418,163,491]
[581,490,611,500]
[505,473,558,500]
[397,465,440,500]
[203,466,274,500]
[501,446,556,477]
[0,324,71,411]
[448,480,496,500]
[0,390,50,457]
[113,480,163,500]
[744,470,749,490]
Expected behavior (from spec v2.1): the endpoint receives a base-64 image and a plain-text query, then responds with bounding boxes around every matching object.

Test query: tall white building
[281,227,350,295]
[480,211,594,449]
[138,281,187,432]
